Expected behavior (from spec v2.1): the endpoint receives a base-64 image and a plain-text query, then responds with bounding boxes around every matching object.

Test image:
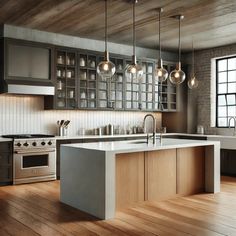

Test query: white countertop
[0,138,12,142]
[63,138,220,154]
[55,133,148,140]
[1,132,235,143]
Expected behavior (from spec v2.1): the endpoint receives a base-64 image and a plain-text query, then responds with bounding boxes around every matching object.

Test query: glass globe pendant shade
[125,55,143,82]
[188,75,199,89]
[154,59,168,82]
[169,62,186,85]
[97,51,115,81]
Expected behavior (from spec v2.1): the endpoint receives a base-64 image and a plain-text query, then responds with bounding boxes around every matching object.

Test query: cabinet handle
[0,155,2,160]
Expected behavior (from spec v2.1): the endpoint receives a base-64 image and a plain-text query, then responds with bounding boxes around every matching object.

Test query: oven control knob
[16,143,21,147]
[48,141,52,145]
[32,142,37,147]
[23,142,29,147]
[41,141,46,146]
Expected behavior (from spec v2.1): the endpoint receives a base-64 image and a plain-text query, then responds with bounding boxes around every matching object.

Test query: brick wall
[186,43,236,135]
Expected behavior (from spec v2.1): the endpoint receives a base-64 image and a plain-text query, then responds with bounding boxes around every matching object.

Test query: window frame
[216,56,236,128]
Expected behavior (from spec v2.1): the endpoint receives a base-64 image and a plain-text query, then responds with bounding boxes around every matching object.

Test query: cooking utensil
[64,120,70,128]
[60,120,65,127]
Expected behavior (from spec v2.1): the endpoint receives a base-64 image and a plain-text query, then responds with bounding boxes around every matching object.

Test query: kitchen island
[60,138,220,220]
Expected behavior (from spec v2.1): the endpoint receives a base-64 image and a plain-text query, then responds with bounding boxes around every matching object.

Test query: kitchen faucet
[228,117,236,136]
[143,114,157,144]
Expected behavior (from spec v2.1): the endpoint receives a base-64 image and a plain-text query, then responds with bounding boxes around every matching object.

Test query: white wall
[0,95,161,136]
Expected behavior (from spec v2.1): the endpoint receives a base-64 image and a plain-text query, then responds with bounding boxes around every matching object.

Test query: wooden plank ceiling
[0,0,236,52]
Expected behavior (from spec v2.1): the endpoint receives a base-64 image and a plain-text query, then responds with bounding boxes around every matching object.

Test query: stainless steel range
[3,134,56,185]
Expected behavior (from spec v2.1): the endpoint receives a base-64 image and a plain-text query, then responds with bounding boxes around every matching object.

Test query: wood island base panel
[60,138,220,219]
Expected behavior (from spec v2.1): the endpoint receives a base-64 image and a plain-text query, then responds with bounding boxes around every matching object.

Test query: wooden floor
[0,177,236,236]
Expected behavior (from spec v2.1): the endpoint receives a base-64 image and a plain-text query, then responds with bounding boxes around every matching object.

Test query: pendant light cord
[178,17,181,62]
[105,0,108,52]
[192,39,194,75]
[158,10,161,59]
[133,1,136,57]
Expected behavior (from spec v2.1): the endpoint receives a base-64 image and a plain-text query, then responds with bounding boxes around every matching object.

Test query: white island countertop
[63,138,220,154]
[61,138,220,219]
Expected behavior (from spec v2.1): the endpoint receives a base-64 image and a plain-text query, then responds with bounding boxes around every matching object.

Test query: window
[216,57,236,127]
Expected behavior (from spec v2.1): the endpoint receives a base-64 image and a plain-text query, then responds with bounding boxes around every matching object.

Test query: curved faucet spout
[143,114,156,144]
[229,117,236,136]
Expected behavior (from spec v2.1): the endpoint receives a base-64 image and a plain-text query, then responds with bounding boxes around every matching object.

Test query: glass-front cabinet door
[109,58,124,110]
[140,61,154,111]
[78,53,97,109]
[124,60,140,110]
[55,49,77,109]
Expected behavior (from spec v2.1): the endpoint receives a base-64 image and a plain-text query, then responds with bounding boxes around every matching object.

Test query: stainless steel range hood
[0,80,55,95]
[6,84,55,95]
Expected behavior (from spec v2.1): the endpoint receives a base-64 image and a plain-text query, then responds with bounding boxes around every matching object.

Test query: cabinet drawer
[0,142,13,152]
[0,152,12,166]
[0,166,12,183]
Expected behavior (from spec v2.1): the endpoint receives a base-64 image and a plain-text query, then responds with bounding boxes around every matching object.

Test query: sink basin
[130,141,147,144]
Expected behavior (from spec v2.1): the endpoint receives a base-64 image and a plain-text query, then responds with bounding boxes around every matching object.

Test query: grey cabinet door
[7,44,31,78]
[7,43,50,80]
[31,46,50,80]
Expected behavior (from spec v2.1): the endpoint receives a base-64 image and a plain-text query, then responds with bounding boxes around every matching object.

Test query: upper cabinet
[45,46,180,112]
[0,39,181,111]
[0,38,55,95]
[4,38,54,85]
[55,48,77,109]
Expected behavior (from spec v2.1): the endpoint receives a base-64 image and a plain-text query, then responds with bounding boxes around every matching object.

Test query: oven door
[14,149,56,179]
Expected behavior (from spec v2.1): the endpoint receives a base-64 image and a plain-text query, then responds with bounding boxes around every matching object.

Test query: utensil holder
[59,127,68,136]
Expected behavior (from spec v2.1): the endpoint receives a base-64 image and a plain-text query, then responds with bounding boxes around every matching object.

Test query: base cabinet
[115,147,206,209]
[145,149,176,201]
[177,147,205,195]
[116,152,145,210]
[0,142,13,186]
[220,149,236,176]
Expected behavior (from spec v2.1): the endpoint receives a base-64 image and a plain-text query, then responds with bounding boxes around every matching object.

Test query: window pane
[218,72,227,83]
[218,59,227,71]
[218,83,227,94]
[228,71,236,82]
[218,118,227,126]
[228,106,236,116]
[216,57,236,128]
[218,106,227,116]
[226,94,235,105]
[228,83,236,93]
[228,58,236,70]
[218,95,226,106]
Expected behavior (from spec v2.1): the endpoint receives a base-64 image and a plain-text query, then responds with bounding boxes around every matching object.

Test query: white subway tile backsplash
[0,95,161,136]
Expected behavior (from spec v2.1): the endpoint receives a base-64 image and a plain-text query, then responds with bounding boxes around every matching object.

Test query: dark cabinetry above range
[0,38,55,95]
[0,38,181,112]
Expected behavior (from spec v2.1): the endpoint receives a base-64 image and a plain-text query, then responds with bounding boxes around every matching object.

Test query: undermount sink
[130,141,148,144]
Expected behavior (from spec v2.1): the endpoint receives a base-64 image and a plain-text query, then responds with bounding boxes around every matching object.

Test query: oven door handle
[14,149,56,154]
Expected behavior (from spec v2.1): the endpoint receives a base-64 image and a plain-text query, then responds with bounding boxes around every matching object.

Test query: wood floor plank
[0,177,236,236]
[127,205,222,236]
[116,211,188,236]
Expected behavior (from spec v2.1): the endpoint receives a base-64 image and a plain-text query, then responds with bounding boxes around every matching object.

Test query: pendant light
[188,39,199,89]
[154,8,168,83]
[125,0,143,81]
[169,15,186,85]
[97,0,116,80]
